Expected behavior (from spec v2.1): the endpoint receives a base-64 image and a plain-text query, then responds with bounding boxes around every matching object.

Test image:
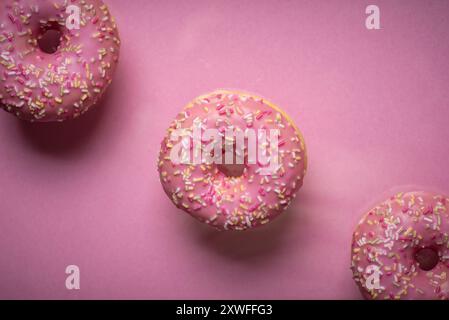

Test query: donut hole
[217,163,246,178]
[38,28,63,54]
[414,247,439,271]
[215,139,246,178]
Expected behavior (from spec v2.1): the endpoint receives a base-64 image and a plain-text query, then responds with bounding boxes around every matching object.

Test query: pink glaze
[351,191,449,300]
[158,90,307,231]
[0,0,120,122]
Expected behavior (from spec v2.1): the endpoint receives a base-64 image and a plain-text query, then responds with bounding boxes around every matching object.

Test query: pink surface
[1,0,449,299]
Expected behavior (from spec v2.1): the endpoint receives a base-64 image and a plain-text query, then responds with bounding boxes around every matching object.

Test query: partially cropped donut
[158,90,307,231]
[0,0,120,122]
[351,191,449,300]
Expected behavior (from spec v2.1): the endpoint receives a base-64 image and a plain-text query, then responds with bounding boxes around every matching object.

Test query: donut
[0,0,120,122]
[158,90,307,231]
[351,191,449,300]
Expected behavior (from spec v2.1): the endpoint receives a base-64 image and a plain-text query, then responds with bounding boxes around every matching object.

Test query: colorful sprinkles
[0,0,120,121]
[351,191,449,300]
[158,90,308,231]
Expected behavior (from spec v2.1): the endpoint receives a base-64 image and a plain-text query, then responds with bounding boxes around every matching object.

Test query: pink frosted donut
[0,0,120,122]
[158,90,308,231]
[351,191,449,300]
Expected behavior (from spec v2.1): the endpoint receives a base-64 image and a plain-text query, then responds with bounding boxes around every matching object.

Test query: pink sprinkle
[257,159,267,167]
[8,13,16,24]
[256,111,267,120]
[248,204,259,212]
[423,205,433,215]
[278,139,286,147]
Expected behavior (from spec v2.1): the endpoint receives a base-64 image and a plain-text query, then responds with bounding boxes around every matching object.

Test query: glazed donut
[0,0,120,122]
[351,191,449,300]
[158,90,307,231]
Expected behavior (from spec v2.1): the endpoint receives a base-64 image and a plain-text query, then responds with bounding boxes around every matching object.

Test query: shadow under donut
[17,82,116,157]
[184,191,310,264]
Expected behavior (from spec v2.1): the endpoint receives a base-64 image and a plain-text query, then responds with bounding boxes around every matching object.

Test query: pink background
[1,0,449,299]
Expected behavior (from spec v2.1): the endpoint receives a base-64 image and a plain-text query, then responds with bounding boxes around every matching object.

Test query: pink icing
[351,191,449,300]
[158,90,308,231]
[0,0,120,122]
